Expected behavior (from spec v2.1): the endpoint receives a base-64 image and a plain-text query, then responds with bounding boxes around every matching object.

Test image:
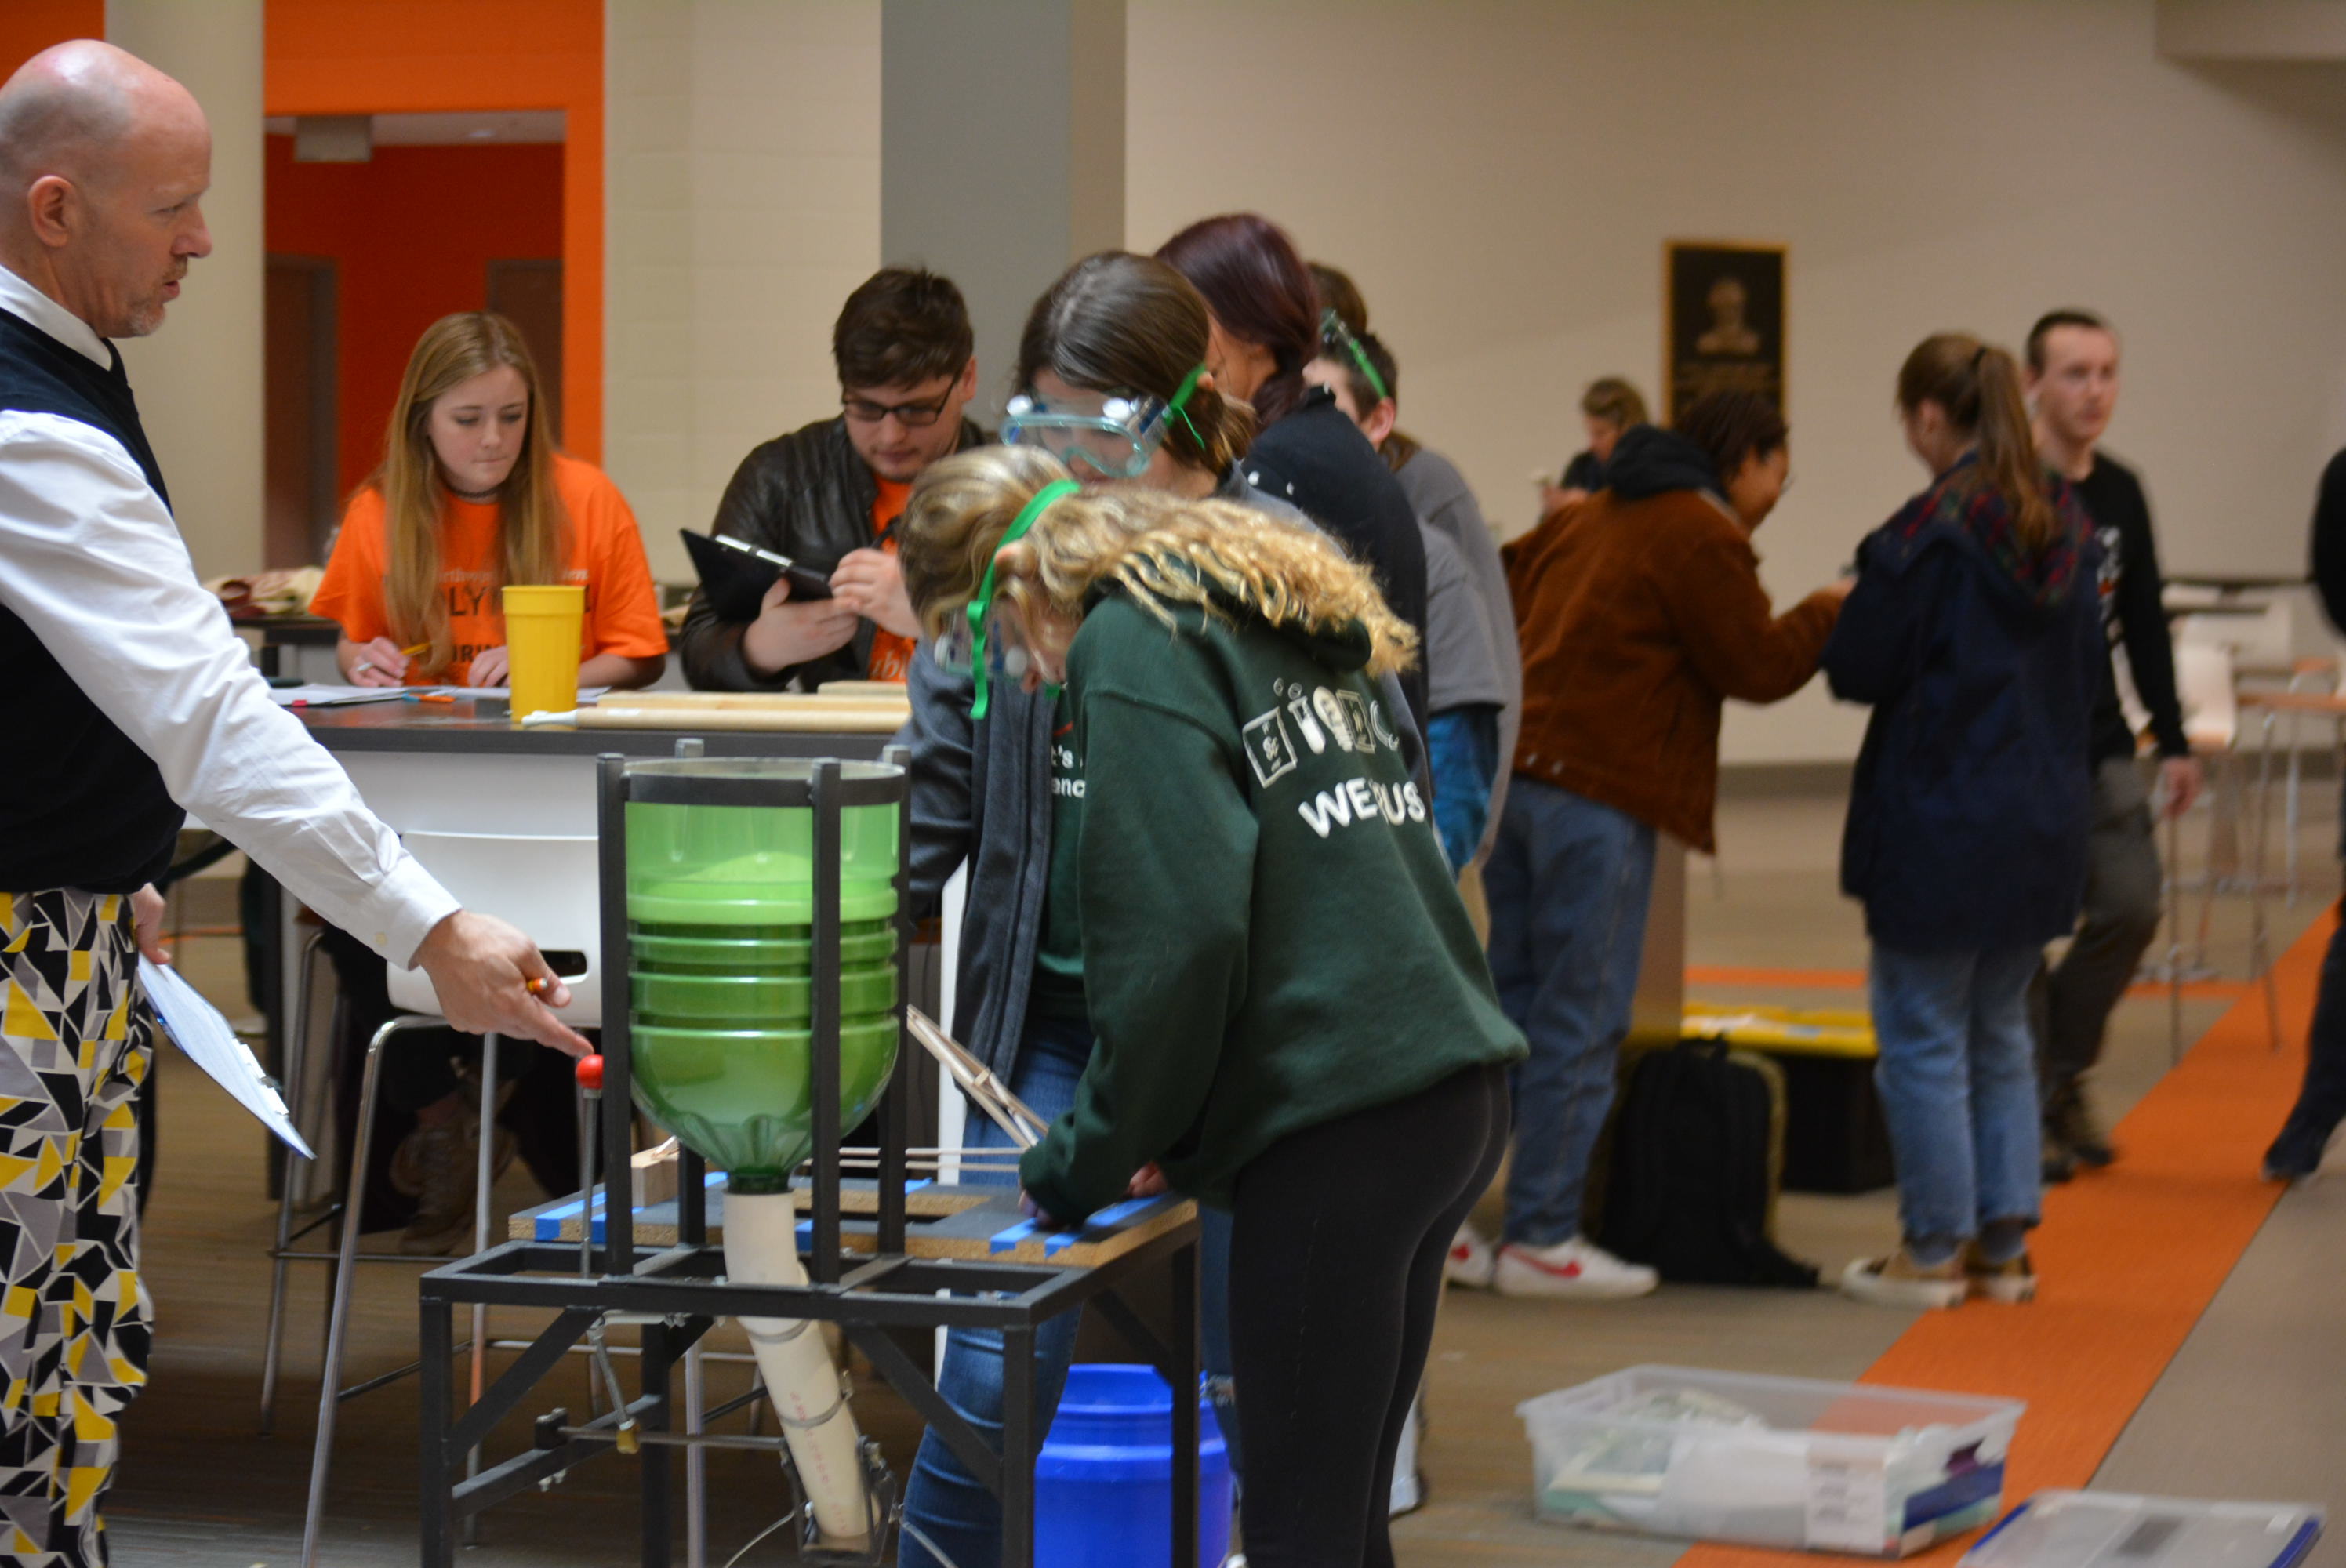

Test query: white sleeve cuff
[365,853,463,970]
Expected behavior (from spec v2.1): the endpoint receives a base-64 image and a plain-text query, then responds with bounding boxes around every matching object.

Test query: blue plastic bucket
[1035,1363,1233,1567]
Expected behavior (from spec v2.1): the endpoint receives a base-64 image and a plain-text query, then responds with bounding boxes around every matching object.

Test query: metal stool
[303,1016,531,1566]
[261,831,602,1568]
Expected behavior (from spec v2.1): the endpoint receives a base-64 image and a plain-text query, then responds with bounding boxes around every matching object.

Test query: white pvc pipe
[723,1190,870,1550]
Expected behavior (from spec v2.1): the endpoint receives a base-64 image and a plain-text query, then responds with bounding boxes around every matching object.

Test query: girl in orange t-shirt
[314,311,668,691]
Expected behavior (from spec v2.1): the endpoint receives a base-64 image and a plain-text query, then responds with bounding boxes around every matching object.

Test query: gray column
[106,0,265,579]
[881,0,1124,421]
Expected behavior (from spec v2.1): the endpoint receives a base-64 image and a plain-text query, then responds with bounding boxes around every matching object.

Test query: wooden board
[574,705,906,734]
[594,691,902,712]
[510,1179,1197,1269]
[571,688,910,731]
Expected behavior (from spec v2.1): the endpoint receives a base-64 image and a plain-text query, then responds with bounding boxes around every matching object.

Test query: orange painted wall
[263,0,602,462]
[266,135,564,496]
[0,2,103,80]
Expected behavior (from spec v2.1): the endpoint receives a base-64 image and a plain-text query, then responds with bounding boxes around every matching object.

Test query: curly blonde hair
[899,446,1418,677]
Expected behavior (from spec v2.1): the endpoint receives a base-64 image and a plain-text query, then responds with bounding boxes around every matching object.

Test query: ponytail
[1971,347,2055,550]
[1896,332,2057,550]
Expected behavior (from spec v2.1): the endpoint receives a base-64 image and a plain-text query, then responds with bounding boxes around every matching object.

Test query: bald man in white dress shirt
[0,42,588,1561]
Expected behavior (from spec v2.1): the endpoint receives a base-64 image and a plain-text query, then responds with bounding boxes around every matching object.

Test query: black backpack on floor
[1598,1040,1819,1287]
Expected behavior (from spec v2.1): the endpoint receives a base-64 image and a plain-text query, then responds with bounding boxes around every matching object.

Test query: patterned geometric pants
[0,891,153,1567]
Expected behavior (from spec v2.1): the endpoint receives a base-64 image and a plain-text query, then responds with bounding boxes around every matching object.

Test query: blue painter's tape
[533,1192,591,1242]
[989,1218,1043,1254]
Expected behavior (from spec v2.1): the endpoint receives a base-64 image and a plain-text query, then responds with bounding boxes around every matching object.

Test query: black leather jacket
[679,413,990,690]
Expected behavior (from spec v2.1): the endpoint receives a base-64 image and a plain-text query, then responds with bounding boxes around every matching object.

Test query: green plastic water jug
[620,760,904,1193]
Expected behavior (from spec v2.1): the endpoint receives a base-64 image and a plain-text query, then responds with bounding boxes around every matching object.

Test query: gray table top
[295,693,899,759]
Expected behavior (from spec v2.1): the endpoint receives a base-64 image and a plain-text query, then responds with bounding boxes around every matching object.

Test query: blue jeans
[1869,943,2044,1259]
[896,1015,1241,1567]
[898,1014,1092,1568]
[1482,780,1657,1247]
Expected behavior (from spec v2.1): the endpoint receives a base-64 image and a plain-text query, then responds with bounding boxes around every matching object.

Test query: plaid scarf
[1884,455,2086,608]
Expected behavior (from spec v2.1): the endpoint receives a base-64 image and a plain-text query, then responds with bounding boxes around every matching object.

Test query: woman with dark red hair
[1158,213,1431,730]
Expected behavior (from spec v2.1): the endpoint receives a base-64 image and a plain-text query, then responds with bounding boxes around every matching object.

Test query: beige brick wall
[604,1,881,584]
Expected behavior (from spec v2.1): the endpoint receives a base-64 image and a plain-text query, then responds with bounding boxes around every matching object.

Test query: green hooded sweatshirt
[1017,583,1527,1223]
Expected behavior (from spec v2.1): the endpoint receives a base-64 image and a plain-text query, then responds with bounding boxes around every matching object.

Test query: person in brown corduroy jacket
[1451,391,1848,1301]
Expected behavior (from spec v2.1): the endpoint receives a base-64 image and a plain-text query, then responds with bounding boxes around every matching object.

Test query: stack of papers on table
[267,684,409,707]
[267,684,612,707]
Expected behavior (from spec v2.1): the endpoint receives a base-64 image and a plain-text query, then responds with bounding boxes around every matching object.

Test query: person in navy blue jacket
[2262,448,2346,1180]
[1825,333,2103,1312]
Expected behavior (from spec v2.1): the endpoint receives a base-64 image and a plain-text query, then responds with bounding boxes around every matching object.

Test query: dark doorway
[263,253,338,568]
[488,259,564,445]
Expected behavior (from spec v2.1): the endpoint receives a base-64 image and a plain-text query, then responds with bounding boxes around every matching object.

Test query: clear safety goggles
[1001,364,1207,480]
[928,597,1039,684]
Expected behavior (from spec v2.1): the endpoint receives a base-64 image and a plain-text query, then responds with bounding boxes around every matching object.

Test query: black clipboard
[681,530,833,621]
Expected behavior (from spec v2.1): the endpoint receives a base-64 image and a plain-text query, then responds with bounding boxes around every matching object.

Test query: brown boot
[397,1117,480,1256]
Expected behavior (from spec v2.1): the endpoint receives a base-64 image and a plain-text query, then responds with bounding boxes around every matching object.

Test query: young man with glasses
[680,267,987,689]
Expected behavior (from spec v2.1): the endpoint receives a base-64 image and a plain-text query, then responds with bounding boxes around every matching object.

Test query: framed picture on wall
[1664,241,1785,427]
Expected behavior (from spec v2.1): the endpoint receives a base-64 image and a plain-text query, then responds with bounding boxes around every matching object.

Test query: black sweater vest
[0,307,184,894]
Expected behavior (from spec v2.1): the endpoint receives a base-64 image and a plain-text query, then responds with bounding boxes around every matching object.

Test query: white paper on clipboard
[138,959,314,1158]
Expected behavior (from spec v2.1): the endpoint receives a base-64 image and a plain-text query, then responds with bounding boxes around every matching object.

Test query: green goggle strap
[968,477,1083,721]
[1163,362,1208,452]
[1320,309,1389,403]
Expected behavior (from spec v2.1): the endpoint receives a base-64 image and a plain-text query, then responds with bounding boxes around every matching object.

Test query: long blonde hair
[371,312,567,675]
[899,445,1418,677]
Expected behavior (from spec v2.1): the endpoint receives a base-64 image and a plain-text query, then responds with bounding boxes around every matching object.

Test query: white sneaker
[1444,1223,1496,1288]
[1838,1250,1967,1311]
[1493,1236,1658,1300]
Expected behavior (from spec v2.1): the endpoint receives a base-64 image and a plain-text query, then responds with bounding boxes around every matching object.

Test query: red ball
[576,1054,605,1092]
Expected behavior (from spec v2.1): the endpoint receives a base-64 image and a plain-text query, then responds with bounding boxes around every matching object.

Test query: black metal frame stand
[412,752,1202,1568]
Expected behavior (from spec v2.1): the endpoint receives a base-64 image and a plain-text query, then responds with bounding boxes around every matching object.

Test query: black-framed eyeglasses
[841,384,957,428]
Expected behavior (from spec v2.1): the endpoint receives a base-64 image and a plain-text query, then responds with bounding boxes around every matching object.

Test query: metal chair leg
[302,1015,434,1568]
[261,928,328,1437]
[2195,750,2232,971]
[685,1341,707,1568]
[2253,714,2283,1051]
[2285,708,2305,905]
[463,1031,503,1548]
[2168,802,2186,1069]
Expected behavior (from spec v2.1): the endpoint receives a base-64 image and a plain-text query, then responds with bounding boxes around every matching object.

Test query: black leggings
[1228,1062,1509,1568]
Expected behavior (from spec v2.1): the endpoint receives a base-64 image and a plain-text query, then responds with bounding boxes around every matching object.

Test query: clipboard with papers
[138,959,314,1158]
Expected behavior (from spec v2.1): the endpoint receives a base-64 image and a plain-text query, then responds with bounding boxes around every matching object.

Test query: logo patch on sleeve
[1242,709,1298,786]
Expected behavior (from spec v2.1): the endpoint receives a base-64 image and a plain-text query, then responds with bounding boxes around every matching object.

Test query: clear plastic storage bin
[1518,1365,2023,1557]
[1962,1490,2322,1568]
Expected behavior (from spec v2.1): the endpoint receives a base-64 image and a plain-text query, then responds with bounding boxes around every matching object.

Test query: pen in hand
[362,641,429,683]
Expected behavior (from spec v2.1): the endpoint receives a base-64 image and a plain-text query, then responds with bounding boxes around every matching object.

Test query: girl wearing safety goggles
[898,250,1313,1568]
[900,445,1520,1568]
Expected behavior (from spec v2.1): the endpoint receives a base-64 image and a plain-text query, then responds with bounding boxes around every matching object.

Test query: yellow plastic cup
[503,583,585,723]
